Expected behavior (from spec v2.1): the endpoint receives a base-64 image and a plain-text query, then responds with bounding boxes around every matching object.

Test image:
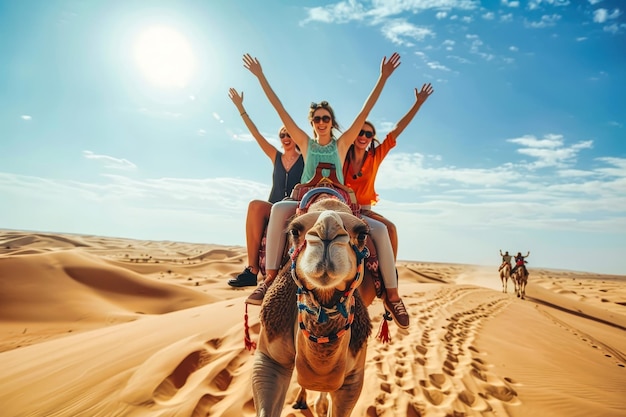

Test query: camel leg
[314,392,329,417]
[293,387,308,409]
[252,351,294,417]
[330,360,366,417]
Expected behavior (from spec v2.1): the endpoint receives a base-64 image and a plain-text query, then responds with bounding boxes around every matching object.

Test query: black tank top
[268,152,304,203]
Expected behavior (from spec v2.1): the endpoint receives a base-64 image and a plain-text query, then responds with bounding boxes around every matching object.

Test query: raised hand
[380,52,401,79]
[415,83,434,104]
[243,53,263,78]
[228,88,244,108]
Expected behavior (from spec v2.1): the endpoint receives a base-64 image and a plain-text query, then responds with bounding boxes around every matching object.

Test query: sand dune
[0,229,624,417]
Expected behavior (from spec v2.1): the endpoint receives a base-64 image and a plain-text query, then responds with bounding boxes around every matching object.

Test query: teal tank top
[301,137,345,184]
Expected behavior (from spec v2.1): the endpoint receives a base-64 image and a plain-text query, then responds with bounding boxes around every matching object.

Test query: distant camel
[252,195,375,417]
[514,265,528,299]
[499,263,512,293]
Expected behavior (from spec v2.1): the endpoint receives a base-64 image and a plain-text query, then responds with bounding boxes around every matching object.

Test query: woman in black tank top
[227,88,304,287]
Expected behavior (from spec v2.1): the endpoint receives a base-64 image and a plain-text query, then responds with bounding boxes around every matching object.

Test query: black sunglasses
[312,115,331,124]
[358,130,374,138]
[310,101,329,109]
[279,133,290,139]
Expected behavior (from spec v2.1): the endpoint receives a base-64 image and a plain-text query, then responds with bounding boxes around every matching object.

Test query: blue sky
[1,0,625,275]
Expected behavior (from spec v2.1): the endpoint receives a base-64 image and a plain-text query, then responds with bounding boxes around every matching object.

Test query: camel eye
[289,228,301,239]
[356,226,368,244]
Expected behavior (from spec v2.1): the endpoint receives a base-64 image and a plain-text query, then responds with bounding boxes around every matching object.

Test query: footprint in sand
[364,287,521,416]
[121,333,248,416]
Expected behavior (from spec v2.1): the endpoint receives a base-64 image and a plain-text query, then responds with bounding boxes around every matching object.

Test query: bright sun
[132,26,196,88]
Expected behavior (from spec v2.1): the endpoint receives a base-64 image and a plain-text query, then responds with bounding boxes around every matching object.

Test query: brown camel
[252,197,374,417]
[514,265,528,299]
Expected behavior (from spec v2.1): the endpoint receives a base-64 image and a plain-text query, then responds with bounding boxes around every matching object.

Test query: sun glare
[133,26,196,88]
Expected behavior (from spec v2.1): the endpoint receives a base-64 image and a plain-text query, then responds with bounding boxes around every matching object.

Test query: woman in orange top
[344,83,434,259]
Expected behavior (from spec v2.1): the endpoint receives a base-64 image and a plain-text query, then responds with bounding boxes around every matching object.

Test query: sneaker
[246,282,268,306]
[228,267,258,288]
[384,297,410,329]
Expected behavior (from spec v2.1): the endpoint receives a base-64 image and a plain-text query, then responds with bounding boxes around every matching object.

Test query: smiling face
[279,127,296,151]
[309,101,338,141]
[311,108,333,139]
[355,121,376,151]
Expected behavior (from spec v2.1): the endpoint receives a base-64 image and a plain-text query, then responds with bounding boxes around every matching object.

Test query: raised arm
[389,83,434,139]
[337,53,401,159]
[228,88,277,161]
[524,251,530,258]
[242,54,309,157]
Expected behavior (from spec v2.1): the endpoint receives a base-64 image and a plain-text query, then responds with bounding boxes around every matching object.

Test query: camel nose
[310,211,345,241]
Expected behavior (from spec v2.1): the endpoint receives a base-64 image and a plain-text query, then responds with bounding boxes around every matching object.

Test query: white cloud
[602,23,626,34]
[525,14,562,28]
[507,134,593,169]
[501,0,520,7]
[528,0,570,10]
[83,151,138,171]
[21,115,32,120]
[427,61,451,71]
[381,19,434,46]
[593,8,622,23]
[442,39,455,51]
[302,0,478,25]
[212,112,224,124]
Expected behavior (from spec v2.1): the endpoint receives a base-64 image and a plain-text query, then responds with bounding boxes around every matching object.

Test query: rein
[290,241,369,344]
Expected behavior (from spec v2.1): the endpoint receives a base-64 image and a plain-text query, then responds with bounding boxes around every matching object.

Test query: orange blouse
[343,133,396,206]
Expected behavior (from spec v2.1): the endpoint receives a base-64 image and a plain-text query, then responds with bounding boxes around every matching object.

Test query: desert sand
[0,229,624,417]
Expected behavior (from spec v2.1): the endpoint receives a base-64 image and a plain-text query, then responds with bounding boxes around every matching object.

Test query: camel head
[287,197,369,305]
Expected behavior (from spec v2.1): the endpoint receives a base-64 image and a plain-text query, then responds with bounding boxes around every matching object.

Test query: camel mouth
[298,234,355,291]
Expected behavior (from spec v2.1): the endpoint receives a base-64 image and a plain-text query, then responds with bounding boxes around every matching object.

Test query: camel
[514,265,528,299]
[252,195,375,417]
[499,263,512,293]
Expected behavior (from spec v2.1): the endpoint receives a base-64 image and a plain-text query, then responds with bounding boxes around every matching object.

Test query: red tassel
[244,303,257,352]
[376,313,391,344]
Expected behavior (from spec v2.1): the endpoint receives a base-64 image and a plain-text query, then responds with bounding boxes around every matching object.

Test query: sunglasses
[310,101,329,109]
[358,130,374,138]
[279,133,291,139]
[312,115,331,124]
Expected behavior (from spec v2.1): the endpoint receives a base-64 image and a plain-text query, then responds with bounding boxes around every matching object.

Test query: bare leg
[246,200,296,304]
[245,200,272,274]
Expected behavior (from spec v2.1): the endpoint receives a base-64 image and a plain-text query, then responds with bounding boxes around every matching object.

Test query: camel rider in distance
[499,250,512,271]
[511,251,530,275]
